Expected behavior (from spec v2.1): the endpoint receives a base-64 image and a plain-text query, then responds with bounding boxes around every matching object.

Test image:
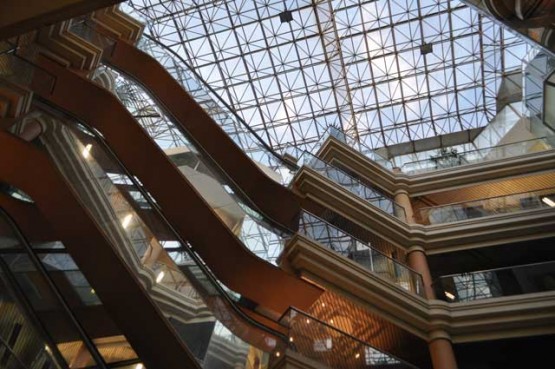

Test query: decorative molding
[293,167,555,254]
[318,136,555,197]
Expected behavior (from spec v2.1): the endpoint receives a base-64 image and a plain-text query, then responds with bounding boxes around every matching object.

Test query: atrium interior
[0,1,554,369]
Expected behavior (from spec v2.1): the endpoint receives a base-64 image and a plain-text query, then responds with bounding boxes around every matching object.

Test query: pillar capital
[407,245,426,255]
[428,329,452,343]
[394,188,409,196]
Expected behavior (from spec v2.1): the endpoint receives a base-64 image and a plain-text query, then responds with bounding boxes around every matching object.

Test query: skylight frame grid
[126,0,529,153]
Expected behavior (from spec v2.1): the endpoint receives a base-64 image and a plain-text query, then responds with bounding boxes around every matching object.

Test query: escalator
[36,114,289,350]
[28,53,323,316]
[1,110,421,369]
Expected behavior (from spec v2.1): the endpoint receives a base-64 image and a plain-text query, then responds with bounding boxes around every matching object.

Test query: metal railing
[280,308,419,369]
[418,187,555,225]
[401,137,552,174]
[298,151,407,221]
[316,125,553,177]
[317,126,394,170]
[434,260,555,302]
[298,212,424,296]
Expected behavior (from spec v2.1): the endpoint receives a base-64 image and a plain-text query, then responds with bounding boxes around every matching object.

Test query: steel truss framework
[124,0,530,153]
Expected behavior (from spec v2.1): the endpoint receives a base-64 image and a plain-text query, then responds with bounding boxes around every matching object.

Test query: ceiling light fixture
[420,42,433,55]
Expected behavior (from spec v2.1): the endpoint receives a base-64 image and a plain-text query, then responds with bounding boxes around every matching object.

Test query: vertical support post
[391,172,458,368]
[428,330,459,369]
[394,189,415,224]
[406,246,435,299]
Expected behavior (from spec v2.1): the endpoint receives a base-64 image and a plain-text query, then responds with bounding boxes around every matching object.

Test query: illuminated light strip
[542,197,555,207]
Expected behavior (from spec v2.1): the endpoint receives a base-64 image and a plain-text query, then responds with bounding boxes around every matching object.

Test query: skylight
[124,0,529,153]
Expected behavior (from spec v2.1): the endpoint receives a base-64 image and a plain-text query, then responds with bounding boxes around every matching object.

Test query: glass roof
[124,0,530,153]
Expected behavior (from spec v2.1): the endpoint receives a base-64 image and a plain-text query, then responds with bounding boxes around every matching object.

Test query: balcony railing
[318,125,553,177]
[280,308,419,369]
[298,151,407,221]
[317,126,394,171]
[401,137,552,174]
[434,260,555,302]
[418,188,555,225]
[298,212,424,296]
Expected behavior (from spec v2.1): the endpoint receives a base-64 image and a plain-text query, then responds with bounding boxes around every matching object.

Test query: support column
[18,118,43,141]
[428,330,458,369]
[393,169,458,368]
[407,246,435,299]
[394,189,415,224]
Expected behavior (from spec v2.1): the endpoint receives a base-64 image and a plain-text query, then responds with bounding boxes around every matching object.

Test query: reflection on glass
[102,69,290,264]
[435,260,555,302]
[315,127,394,170]
[298,212,424,296]
[419,188,555,225]
[39,118,285,368]
[0,210,138,367]
[38,253,101,307]
[402,137,552,174]
[298,151,406,221]
[280,308,417,369]
[0,270,59,369]
[0,253,96,368]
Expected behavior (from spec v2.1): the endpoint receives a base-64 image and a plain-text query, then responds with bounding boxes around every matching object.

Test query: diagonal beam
[313,0,359,139]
